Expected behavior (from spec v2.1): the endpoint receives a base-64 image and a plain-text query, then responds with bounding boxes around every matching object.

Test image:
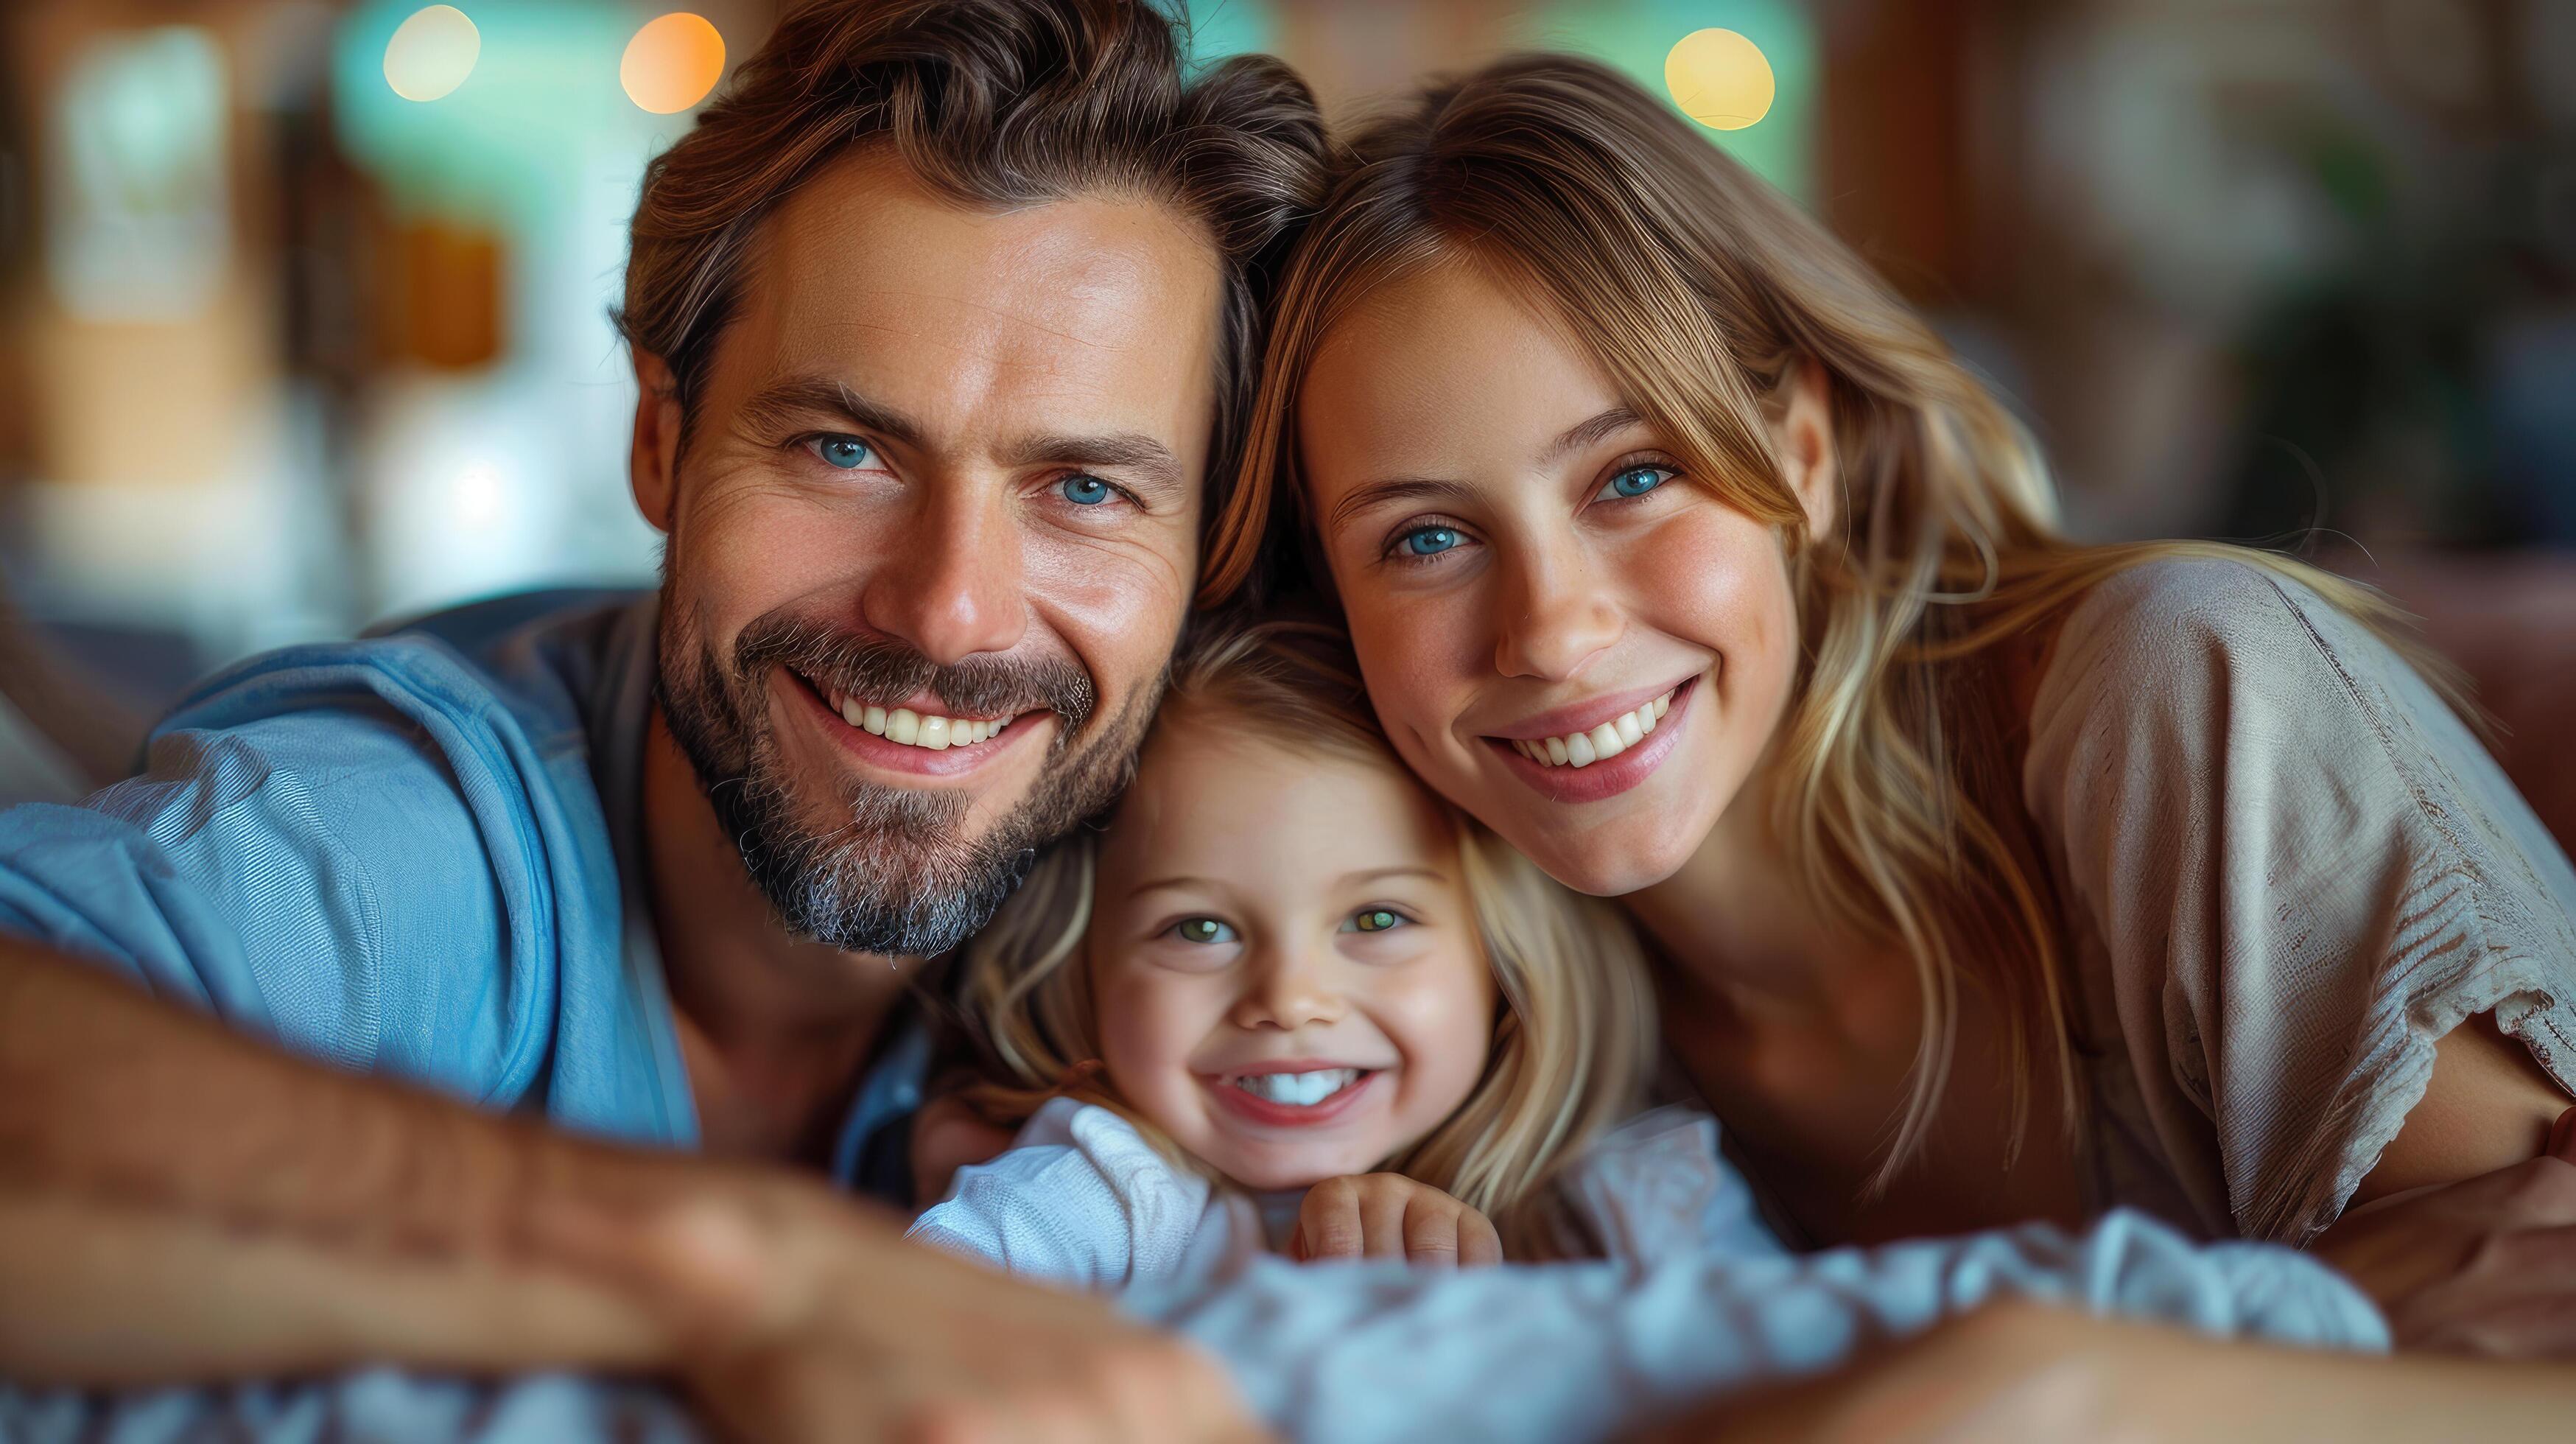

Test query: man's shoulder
[172,586,652,751]
[0,589,659,1118]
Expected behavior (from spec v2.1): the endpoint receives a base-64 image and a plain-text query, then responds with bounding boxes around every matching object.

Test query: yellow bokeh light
[383,4,480,103]
[1663,28,1774,131]
[622,13,726,115]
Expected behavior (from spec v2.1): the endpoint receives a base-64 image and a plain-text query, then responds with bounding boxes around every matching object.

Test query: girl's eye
[1344,908,1409,934]
[1171,916,1237,945]
[1400,526,1461,557]
[1598,466,1672,500]
[1059,474,1114,506]
[812,435,877,470]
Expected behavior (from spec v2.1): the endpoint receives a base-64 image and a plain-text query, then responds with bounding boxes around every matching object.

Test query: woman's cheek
[1347,589,1490,784]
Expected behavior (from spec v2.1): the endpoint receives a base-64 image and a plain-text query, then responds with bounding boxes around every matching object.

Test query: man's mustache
[734,613,1098,737]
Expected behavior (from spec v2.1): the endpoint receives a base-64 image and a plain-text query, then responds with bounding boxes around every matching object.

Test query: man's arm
[0,940,1258,1443]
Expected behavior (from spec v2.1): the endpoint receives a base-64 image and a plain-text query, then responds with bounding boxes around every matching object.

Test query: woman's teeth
[1508,688,1674,769]
[823,684,1012,751]
[1232,1068,1364,1106]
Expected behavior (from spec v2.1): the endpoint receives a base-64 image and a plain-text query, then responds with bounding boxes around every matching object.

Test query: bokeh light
[620,13,725,115]
[1663,27,1773,130]
[382,4,479,102]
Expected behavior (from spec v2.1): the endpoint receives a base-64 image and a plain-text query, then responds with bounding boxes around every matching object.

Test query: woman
[1207,50,2576,1418]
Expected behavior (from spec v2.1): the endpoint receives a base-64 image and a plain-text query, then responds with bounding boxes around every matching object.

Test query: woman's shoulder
[2034,553,2392,728]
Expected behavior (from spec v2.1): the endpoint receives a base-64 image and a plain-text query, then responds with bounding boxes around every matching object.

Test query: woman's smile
[1481,673,1703,803]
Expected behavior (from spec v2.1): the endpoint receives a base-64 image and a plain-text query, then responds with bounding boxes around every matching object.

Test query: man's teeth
[1232,1068,1363,1107]
[1508,688,1674,769]
[825,686,1012,751]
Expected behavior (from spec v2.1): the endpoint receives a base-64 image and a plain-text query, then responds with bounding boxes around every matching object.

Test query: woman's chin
[1503,823,1697,898]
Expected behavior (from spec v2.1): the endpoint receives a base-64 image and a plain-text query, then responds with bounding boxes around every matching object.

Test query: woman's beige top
[2025,556,2576,1245]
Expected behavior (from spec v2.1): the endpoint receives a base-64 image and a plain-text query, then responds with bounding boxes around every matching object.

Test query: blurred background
[1,0,2572,821]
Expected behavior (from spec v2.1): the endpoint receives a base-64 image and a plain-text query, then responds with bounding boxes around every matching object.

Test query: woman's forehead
[1298,264,1628,500]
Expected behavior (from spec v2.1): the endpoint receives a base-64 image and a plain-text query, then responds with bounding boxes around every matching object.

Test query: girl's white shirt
[909,1097,2387,1444]
[909,1098,1789,1291]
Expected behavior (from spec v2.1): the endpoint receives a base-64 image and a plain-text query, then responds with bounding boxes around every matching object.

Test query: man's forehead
[735,149,1222,446]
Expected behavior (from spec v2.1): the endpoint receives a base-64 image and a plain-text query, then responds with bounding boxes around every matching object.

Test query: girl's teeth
[823,683,1010,751]
[1232,1068,1362,1107]
[1509,688,1677,771]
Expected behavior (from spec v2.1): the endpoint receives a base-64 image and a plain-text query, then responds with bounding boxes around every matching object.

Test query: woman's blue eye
[1344,908,1408,934]
[1060,474,1113,506]
[1601,466,1670,500]
[1173,917,1236,945]
[814,436,875,470]
[1401,527,1461,557]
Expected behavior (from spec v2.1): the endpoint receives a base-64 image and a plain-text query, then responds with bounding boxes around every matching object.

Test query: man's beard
[656,595,1154,957]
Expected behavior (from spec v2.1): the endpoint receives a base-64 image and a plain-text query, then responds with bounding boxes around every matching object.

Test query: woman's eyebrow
[1542,405,1644,463]
[1326,476,1480,532]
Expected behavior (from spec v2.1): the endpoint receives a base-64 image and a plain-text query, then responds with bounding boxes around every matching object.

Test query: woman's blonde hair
[1202,55,2465,1213]
[947,617,1658,1257]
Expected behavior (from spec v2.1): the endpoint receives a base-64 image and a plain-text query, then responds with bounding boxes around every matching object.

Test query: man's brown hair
[615,0,1333,528]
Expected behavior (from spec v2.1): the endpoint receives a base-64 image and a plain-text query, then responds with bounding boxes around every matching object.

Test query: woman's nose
[1229,942,1347,1032]
[1493,545,1621,682]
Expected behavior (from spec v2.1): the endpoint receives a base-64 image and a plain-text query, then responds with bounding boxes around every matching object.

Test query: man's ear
[631,351,683,536]
[1772,360,1840,542]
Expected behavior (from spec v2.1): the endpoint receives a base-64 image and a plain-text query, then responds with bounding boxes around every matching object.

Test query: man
[0,1,1324,1437]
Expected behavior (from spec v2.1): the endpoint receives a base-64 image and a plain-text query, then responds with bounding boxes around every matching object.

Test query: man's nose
[859,477,1029,665]
[1493,542,1621,682]
[1229,939,1347,1033]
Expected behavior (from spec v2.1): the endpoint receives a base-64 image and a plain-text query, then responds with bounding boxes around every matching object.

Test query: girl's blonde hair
[1202,56,2466,1220]
[947,617,1659,1257]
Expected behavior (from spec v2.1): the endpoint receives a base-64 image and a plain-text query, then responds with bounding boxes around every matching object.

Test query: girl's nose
[1229,941,1347,1032]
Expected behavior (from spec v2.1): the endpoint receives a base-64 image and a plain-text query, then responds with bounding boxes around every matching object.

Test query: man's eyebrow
[1004,432,1187,500]
[736,375,927,449]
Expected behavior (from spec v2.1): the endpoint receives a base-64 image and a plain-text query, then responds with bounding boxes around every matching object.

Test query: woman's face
[1298,260,1829,897]
[1087,710,1496,1191]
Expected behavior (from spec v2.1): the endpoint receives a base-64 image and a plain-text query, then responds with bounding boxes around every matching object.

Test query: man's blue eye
[1602,466,1669,500]
[815,436,874,469]
[1061,474,1113,506]
[1403,527,1461,556]
[1173,917,1236,944]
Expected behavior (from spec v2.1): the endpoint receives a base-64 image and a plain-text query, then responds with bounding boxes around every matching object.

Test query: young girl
[908,617,1665,1282]
[904,620,2396,1431]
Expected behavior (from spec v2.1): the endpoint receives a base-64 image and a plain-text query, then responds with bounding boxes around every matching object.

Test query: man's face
[644,149,1220,956]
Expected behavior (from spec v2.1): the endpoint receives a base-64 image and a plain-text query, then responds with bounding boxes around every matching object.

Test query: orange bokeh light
[621,13,724,115]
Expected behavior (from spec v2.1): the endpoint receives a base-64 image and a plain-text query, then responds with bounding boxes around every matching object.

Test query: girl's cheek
[1382,948,1498,1091]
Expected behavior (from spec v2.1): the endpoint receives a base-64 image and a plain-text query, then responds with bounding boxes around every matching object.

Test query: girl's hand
[907,1094,1017,1212]
[1288,1174,1503,1268]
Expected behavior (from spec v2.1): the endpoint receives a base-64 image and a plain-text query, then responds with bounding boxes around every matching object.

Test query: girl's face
[1088,711,1497,1191]
[1297,259,1831,897]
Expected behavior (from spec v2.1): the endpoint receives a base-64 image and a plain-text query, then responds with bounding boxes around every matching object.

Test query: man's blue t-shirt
[0,590,925,1175]
[0,592,924,1442]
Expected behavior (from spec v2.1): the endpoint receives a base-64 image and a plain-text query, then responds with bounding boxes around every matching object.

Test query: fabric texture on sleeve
[0,615,664,1137]
[2025,556,2576,1243]
[1129,1204,2386,1444]
[1562,1104,1788,1266]
[907,1098,1224,1290]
